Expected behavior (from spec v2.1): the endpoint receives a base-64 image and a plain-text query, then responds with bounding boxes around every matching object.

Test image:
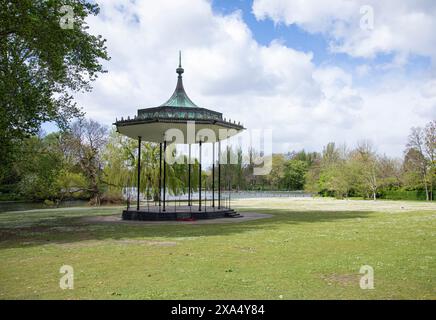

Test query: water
[165,190,312,200]
[0,200,88,213]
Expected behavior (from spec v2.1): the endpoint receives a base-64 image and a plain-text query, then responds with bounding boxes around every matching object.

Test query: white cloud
[73,0,434,158]
[252,0,436,64]
[355,64,371,78]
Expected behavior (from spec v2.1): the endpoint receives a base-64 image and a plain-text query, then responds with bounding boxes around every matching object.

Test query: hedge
[380,190,435,201]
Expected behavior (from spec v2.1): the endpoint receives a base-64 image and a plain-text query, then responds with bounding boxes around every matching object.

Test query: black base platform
[122,205,241,221]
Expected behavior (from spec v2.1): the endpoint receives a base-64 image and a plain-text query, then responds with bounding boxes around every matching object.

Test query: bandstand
[114,53,244,220]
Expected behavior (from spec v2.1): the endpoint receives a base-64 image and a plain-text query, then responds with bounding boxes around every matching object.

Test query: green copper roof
[160,51,199,108]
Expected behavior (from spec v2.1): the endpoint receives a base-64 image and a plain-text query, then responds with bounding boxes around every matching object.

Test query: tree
[282,159,308,190]
[102,130,137,194]
[15,133,64,200]
[103,130,197,202]
[54,169,88,205]
[7,131,87,203]
[290,149,319,166]
[304,156,322,194]
[305,142,351,198]
[405,122,435,201]
[63,119,108,205]
[377,155,402,191]
[320,142,348,197]
[0,0,109,184]
[235,148,244,190]
[424,120,435,200]
[351,141,380,200]
[318,163,352,198]
[267,154,286,189]
[322,142,341,166]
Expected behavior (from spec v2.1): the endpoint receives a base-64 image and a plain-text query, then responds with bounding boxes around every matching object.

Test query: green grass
[0,198,435,299]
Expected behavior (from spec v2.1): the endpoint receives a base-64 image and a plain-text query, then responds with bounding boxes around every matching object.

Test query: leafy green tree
[349,141,381,200]
[54,169,88,204]
[402,149,425,191]
[305,142,352,198]
[282,159,308,190]
[322,142,341,166]
[266,154,286,189]
[235,148,244,190]
[9,131,87,203]
[290,150,319,166]
[16,134,63,200]
[103,130,198,202]
[102,130,137,195]
[304,161,321,194]
[220,146,245,190]
[0,0,109,184]
[318,163,351,198]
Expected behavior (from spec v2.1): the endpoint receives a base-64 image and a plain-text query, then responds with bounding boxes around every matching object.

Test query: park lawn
[0,198,434,299]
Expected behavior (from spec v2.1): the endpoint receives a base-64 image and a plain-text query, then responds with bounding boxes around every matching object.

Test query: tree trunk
[424,183,429,201]
[423,169,430,201]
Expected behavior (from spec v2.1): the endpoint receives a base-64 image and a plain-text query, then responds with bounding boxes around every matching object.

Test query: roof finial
[176,50,184,77]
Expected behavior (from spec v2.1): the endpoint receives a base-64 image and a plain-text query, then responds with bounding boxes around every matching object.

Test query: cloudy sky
[66,0,436,157]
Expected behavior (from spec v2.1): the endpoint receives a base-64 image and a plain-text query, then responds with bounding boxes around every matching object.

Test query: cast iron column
[137,136,141,211]
[188,144,191,206]
[212,142,215,207]
[199,140,202,211]
[163,140,167,212]
[159,142,162,207]
[218,140,221,209]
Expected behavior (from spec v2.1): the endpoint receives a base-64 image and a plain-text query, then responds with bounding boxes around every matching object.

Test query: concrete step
[224,210,243,218]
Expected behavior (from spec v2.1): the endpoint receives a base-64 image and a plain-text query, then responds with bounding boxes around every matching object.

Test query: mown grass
[0,198,434,299]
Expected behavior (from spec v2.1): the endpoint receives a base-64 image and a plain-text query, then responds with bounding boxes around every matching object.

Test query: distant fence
[141,190,313,201]
[228,191,313,199]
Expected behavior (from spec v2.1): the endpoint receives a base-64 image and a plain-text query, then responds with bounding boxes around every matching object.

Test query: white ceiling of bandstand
[116,121,244,144]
